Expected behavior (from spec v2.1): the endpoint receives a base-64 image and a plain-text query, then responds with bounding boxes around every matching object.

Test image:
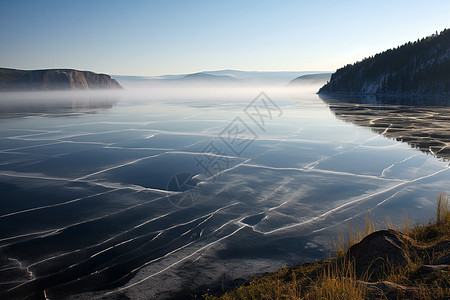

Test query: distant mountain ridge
[0,68,122,91]
[112,70,328,88]
[175,72,238,83]
[318,29,450,96]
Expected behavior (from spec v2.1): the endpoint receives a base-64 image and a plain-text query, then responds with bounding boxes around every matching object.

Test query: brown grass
[410,193,449,244]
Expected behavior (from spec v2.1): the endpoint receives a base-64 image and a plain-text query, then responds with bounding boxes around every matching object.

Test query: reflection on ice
[320,94,450,160]
[0,90,120,117]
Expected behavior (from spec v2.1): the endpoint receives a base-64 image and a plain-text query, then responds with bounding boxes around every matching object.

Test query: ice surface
[0,90,448,299]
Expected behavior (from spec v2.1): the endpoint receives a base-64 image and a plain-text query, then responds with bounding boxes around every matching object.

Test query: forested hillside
[319,29,450,95]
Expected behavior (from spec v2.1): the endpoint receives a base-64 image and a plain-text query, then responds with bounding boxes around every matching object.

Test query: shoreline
[205,194,449,299]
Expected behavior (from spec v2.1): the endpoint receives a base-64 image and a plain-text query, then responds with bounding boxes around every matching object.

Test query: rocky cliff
[318,29,450,96]
[0,68,123,91]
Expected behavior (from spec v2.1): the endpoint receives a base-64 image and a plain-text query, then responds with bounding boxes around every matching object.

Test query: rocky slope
[318,29,450,96]
[0,68,122,91]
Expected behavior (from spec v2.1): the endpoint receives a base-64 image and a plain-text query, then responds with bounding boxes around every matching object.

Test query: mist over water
[0,83,448,299]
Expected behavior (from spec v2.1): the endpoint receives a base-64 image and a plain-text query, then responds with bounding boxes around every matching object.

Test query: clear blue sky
[0,0,448,76]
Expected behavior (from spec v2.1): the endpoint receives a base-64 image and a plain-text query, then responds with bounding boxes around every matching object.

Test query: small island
[289,73,331,86]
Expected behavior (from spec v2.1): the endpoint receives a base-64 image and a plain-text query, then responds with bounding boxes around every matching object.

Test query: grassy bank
[204,194,449,300]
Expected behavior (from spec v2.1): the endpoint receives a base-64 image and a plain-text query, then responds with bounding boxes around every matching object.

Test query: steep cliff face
[318,29,450,96]
[0,68,122,91]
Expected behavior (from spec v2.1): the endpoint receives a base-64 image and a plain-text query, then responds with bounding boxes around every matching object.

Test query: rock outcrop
[0,68,122,91]
[348,229,413,277]
[347,228,450,299]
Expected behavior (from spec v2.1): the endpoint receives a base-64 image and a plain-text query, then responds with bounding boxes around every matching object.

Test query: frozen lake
[0,88,449,299]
